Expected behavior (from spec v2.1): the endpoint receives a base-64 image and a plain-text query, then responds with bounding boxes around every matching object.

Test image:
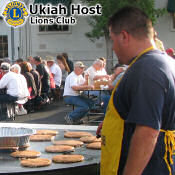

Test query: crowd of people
[0,53,74,117]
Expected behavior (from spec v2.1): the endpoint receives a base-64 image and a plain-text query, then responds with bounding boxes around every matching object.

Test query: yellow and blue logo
[2,1,29,27]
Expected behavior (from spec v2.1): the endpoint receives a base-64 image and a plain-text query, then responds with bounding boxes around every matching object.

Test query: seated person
[84,59,110,107]
[46,55,62,100]
[0,63,24,103]
[11,64,29,115]
[45,55,62,88]
[27,62,41,97]
[85,59,109,85]
[99,57,107,75]
[102,64,127,113]
[20,62,37,99]
[108,64,127,89]
[63,61,94,124]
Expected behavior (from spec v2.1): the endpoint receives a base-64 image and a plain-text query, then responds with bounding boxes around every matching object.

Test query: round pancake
[21,158,51,167]
[36,130,58,136]
[86,142,101,150]
[45,145,74,153]
[80,136,101,143]
[64,131,93,138]
[30,135,54,141]
[11,150,41,158]
[52,154,84,163]
[53,140,83,147]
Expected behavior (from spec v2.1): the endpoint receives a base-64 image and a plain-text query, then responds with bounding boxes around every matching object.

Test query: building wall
[0,0,175,63]
[25,0,106,66]
[154,0,175,49]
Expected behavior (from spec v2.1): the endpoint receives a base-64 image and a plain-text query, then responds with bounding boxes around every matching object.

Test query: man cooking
[97,6,175,175]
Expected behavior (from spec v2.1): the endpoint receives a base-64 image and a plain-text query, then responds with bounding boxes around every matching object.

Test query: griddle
[0,124,100,175]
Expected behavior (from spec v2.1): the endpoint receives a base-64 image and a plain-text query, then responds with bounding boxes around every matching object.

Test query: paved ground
[2,100,103,126]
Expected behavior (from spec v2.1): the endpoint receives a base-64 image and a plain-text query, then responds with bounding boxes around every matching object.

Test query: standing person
[97,6,175,175]
[153,30,165,52]
[27,56,36,69]
[33,56,50,96]
[63,61,94,124]
[57,54,70,85]
[62,53,74,73]
[166,48,175,58]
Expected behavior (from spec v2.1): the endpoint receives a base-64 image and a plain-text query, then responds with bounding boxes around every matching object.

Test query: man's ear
[120,30,130,46]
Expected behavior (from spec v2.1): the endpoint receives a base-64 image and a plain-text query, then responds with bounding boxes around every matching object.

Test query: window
[0,35,8,58]
[39,25,69,32]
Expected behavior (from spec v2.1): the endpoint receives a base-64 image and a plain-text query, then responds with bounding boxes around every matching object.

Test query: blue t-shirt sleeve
[126,73,165,130]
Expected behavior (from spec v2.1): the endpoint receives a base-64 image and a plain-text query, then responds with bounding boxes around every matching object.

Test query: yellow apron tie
[160,129,175,175]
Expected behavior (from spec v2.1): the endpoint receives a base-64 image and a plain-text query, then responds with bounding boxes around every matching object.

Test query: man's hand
[96,122,103,137]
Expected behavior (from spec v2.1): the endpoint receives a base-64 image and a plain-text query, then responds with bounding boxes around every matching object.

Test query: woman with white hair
[11,64,29,115]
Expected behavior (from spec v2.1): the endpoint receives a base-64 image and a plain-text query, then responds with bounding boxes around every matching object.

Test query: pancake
[52,154,84,163]
[21,158,51,167]
[80,136,101,143]
[64,131,93,138]
[36,130,58,136]
[86,142,101,150]
[53,140,83,147]
[11,150,41,158]
[30,135,54,141]
[45,145,74,153]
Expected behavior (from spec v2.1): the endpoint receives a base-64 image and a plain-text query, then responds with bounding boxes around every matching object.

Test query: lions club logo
[2,1,29,27]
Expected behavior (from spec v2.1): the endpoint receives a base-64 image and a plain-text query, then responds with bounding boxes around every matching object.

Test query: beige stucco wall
[0,0,175,63]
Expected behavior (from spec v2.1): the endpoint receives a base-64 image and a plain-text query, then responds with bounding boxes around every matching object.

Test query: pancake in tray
[21,158,51,167]
[10,150,41,158]
[52,154,84,163]
[64,131,93,138]
[86,142,101,150]
[29,135,54,141]
[80,136,101,143]
[53,140,84,147]
[35,130,58,136]
[45,145,75,153]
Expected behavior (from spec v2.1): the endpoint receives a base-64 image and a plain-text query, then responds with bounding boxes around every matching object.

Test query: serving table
[0,123,100,175]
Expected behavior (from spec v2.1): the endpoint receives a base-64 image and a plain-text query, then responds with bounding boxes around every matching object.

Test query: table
[0,123,100,175]
[81,89,111,123]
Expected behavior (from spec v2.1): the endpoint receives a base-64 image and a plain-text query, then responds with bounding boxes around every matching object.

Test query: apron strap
[160,129,175,175]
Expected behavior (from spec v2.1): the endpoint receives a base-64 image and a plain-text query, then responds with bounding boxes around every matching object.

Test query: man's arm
[123,125,159,175]
[72,85,94,91]
[93,75,109,80]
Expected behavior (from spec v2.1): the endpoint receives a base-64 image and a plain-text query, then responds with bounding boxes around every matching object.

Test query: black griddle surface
[0,128,100,175]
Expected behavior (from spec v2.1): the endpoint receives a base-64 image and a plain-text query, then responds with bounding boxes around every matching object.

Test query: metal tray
[0,127,36,148]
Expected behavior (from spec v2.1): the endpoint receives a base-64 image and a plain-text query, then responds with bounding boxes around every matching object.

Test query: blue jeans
[101,95,111,114]
[64,95,94,121]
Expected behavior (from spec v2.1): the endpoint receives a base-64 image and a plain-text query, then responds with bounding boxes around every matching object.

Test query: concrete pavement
[3,100,103,126]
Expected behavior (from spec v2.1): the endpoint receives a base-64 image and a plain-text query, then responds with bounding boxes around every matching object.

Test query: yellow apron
[101,46,175,175]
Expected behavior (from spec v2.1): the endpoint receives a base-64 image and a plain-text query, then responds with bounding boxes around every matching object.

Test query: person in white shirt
[85,59,110,106]
[11,64,29,115]
[63,61,94,124]
[45,55,62,88]
[0,63,22,103]
[85,59,109,85]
